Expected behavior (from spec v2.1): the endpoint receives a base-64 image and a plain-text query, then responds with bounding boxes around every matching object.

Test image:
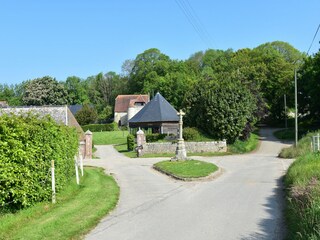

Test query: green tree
[298,50,320,122]
[22,76,68,106]
[184,78,257,143]
[64,76,89,105]
[251,41,303,121]
[75,104,98,125]
[129,48,171,93]
[0,84,23,106]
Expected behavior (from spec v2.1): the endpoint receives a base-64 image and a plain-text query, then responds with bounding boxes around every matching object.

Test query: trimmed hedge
[0,113,79,210]
[82,122,118,132]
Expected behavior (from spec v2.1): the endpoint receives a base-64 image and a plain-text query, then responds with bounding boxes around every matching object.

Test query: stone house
[114,95,149,126]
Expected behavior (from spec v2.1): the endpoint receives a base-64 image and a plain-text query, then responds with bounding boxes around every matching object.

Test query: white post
[75,156,79,185]
[318,133,320,152]
[51,160,56,204]
[79,154,84,177]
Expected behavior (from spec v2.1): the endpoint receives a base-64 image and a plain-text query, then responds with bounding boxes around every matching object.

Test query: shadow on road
[240,177,287,240]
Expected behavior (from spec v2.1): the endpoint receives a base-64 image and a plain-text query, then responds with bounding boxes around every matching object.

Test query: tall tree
[251,41,304,120]
[184,77,257,143]
[22,76,68,106]
[64,76,89,105]
[0,84,23,106]
[298,50,320,122]
[129,48,171,93]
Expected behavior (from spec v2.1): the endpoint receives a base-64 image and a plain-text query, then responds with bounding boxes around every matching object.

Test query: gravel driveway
[84,128,293,240]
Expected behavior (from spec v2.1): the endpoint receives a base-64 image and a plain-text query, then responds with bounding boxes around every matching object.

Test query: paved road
[84,128,293,240]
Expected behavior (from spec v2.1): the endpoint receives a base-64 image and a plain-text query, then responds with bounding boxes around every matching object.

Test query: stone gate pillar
[85,130,92,159]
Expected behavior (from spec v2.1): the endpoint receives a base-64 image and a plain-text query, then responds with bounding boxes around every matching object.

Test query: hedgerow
[0,112,78,210]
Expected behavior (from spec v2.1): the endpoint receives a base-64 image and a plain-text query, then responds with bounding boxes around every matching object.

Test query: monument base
[171,139,187,161]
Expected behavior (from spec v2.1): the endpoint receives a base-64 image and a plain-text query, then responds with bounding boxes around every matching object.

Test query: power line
[306,23,320,55]
[184,0,216,47]
[175,0,215,49]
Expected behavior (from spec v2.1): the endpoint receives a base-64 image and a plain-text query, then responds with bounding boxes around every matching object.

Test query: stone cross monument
[172,109,187,160]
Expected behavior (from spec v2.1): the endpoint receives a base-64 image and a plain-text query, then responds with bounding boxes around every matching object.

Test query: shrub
[82,122,118,132]
[185,78,257,143]
[75,104,98,125]
[183,127,200,141]
[0,113,78,210]
[127,134,135,151]
[146,133,166,142]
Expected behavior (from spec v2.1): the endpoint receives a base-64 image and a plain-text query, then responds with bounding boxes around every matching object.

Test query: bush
[127,134,135,151]
[146,133,166,142]
[82,122,118,132]
[0,113,78,210]
[185,78,257,144]
[75,104,98,125]
[183,127,200,141]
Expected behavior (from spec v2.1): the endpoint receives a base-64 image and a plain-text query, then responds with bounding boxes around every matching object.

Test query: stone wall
[141,141,227,154]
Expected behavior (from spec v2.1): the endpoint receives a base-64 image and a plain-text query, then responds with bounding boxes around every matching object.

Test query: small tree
[127,134,135,151]
[75,104,98,125]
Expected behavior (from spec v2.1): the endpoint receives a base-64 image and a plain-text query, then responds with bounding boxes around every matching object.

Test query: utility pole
[284,94,287,129]
[295,69,298,147]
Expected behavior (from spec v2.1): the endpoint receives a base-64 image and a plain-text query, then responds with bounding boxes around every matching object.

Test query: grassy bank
[0,167,119,240]
[285,153,320,239]
[228,133,259,154]
[279,130,319,158]
[154,160,218,179]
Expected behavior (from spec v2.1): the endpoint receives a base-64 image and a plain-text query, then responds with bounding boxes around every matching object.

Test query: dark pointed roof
[129,92,179,123]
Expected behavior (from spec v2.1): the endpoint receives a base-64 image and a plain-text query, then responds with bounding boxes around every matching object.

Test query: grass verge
[93,130,128,145]
[154,160,218,179]
[0,167,119,240]
[284,153,320,239]
[227,133,259,154]
[279,130,319,158]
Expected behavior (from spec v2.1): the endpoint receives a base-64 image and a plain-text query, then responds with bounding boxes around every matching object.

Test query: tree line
[1,41,319,142]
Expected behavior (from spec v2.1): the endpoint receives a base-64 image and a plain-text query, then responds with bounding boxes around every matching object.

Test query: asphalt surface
[84,128,293,240]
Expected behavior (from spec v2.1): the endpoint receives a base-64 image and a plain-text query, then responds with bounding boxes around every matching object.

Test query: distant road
[85,128,293,240]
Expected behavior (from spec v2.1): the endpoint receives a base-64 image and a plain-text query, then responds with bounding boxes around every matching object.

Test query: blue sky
[1,0,319,85]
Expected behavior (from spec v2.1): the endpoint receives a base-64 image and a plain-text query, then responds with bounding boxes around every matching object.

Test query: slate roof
[129,92,179,123]
[115,95,149,112]
[68,104,83,116]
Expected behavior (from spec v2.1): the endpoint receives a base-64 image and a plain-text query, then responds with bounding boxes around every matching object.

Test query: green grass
[228,133,259,154]
[154,160,218,179]
[113,143,137,158]
[279,130,319,158]
[93,130,128,145]
[285,153,320,239]
[274,128,295,140]
[0,167,119,240]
